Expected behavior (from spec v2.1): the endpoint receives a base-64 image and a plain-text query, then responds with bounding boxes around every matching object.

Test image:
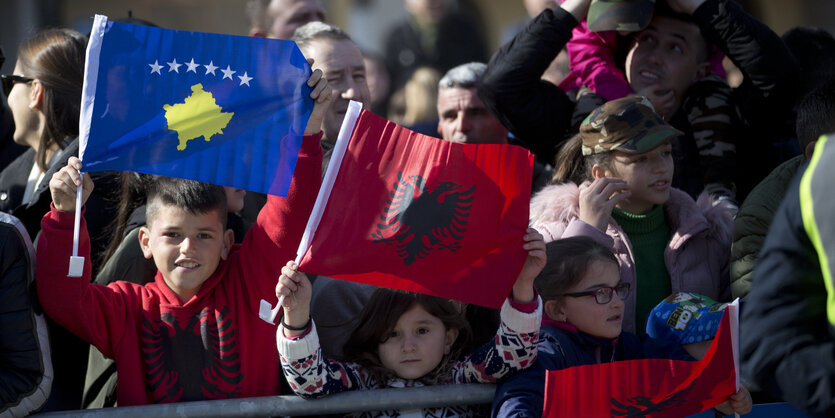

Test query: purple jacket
[529,182,733,333]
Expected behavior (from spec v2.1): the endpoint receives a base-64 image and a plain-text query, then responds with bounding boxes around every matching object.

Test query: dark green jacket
[730,154,806,298]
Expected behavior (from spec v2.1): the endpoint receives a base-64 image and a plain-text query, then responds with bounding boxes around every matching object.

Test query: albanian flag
[296,101,533,308]
[543,302,740,417]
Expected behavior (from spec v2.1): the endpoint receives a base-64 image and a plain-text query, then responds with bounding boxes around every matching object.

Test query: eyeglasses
[1,74,34,96]
[561,282,630,305]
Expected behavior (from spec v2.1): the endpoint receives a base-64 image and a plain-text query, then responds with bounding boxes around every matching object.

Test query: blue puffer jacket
[491,322,693,418]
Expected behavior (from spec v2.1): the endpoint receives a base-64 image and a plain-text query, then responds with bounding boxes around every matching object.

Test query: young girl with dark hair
[530,96,733,335]
[275,229,546,417]
[492,236,751,417]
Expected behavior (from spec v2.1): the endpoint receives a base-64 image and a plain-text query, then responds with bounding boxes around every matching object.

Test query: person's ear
[443,327,459,355]
[29,79,44,110]
[138,226,154,260]
[545,299,568,322]
[591,163,608,180]
[805,140,817,160]
[220,229,235,260]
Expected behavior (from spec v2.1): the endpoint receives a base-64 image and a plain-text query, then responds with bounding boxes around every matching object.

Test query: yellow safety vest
[800,134,835,325]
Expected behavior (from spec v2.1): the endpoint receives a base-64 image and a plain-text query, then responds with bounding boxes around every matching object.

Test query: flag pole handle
[259,101,363,325]
[259,251,302,325]
[68,184,85,277]
[265,251,304,323]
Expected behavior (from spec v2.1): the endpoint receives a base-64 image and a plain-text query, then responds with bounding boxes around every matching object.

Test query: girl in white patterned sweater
[274,229,546,417]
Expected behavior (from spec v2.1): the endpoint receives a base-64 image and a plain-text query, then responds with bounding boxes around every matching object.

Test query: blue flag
[79,15,313,196]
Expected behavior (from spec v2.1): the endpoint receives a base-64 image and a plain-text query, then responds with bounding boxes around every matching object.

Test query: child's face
[378,303,458,380]
[551,260,625,339]
[139,204,233,303]
[599,142,673,214]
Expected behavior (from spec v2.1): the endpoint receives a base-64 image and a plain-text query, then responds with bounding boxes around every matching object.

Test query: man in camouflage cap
[587,0,656,32]
[580,95,682,155]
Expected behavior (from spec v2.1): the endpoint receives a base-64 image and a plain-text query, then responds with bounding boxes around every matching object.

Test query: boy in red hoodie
[36,68,333,406]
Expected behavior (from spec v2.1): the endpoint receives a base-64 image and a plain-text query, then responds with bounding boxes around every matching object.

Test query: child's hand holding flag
[49,156,94,213]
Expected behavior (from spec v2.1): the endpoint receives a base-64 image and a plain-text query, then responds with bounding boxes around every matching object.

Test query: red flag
[297,102,533,308]
[543,305,738,418]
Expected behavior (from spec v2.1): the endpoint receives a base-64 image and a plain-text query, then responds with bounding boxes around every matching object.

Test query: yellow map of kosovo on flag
[163,83,234,151]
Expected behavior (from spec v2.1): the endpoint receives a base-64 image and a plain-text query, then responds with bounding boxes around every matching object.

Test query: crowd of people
[1,0,835,416]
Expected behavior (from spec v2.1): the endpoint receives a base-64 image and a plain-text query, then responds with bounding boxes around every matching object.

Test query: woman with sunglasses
[0,29,116,245]
[0,29,87,234]
[0,28,119,410]
[491,236,751,417]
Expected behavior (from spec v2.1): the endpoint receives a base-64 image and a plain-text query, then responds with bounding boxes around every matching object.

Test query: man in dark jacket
[731,79,835,298]
[741,133,835,415]
[479,0,797,201]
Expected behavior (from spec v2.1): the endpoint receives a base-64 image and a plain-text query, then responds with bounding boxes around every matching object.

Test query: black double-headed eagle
[372,173,475,265]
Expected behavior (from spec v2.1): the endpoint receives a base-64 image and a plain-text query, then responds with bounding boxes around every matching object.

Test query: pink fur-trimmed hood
[529,182,582,228]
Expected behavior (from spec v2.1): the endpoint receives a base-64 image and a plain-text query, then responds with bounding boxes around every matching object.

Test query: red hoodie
[36,133,322,406]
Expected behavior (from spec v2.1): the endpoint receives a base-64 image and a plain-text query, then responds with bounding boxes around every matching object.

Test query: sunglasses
[2,74,34,97]
[561,282,630,305]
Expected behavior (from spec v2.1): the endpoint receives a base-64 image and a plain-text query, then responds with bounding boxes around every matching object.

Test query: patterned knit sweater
[277,297,542,417]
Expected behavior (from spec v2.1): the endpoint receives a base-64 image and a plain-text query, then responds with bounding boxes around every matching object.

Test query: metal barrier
[34,384,496,418]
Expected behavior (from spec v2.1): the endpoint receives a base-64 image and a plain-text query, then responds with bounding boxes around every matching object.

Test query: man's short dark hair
[651,1,710,62]
[797,77,835,150]
[145,177,227,228]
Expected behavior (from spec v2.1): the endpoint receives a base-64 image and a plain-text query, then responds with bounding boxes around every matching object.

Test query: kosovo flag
[78,15,313,196]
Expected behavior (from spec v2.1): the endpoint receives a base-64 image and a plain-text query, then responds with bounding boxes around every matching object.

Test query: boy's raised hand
[304,58,335,135]
[512,228,546,304]
[49,156,93,213]
[275,260,312,336]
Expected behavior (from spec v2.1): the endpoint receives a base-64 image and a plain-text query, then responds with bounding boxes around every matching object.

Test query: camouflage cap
[580,96,682,156]
[587,0,656,32]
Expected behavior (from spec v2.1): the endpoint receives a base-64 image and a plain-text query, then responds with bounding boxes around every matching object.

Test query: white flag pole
[259,100,364,324]
[730,298,741,418]
[68,14,108,277]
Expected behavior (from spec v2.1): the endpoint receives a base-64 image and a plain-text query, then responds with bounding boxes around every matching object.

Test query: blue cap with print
[646,292,729,344]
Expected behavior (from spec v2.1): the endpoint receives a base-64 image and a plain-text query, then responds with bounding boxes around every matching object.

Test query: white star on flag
[204,61,218,75]
[149,60,163,74]
[238,72,253,86]
[185,58,200,73]
[221,65,236,80]
[167,59,182,73]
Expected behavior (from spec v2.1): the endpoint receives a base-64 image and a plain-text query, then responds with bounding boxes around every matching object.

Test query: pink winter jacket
[529,182,733,333]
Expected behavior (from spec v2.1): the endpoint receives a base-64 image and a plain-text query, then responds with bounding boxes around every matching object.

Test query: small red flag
[297,102,533,308]
[543,304,738,417]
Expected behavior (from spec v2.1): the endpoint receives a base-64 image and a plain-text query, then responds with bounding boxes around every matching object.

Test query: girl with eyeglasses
[491,236,751,417]
[529,96,734,335]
